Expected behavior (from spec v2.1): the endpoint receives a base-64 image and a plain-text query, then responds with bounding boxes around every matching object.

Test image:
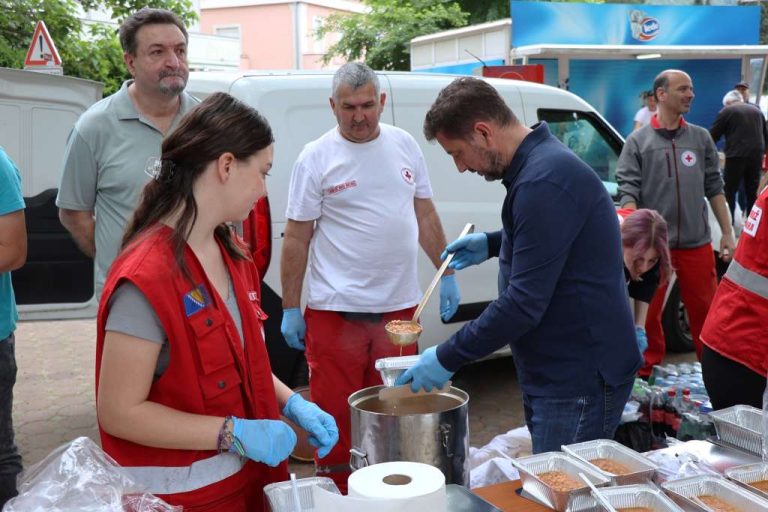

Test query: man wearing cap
[735,81,751,104]
[633,90,657,131]
[710,88,768,224]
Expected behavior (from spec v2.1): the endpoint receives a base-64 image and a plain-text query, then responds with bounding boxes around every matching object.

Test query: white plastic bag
[469,426,532,470]
[468,426,531,488]
[3,437,180,512]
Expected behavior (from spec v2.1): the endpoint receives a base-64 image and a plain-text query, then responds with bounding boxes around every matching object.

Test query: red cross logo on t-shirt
[680,150,697,167]
[401,168,415,184]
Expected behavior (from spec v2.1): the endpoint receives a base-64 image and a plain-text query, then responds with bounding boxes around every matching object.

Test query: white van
[12,68,707,386]
[185,70,634,385]
[1,68,102,318]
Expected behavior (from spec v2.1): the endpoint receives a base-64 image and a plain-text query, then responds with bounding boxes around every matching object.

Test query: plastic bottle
[665,388,680,437]
[699,402,717,440]
[650,386,667,438]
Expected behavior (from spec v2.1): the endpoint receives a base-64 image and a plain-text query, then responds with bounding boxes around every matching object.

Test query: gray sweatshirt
[616,119,724,249]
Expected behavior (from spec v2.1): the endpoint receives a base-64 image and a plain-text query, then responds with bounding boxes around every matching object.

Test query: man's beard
[158,71,188,96]
[470,146,506,181]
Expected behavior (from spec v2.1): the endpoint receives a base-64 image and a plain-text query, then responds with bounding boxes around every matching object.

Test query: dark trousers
[724,154,762,222]
[701,344,765,410]
[0,334,21,508]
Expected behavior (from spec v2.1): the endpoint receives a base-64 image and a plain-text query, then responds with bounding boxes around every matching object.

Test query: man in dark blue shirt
[396,77,642,453]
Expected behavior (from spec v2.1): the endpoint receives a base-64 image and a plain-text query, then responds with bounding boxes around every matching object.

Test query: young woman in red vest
[618,208,672,356]
[95,92,338,511]
[700,172,768,409]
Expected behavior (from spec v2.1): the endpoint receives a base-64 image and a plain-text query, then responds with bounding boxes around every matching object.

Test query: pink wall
[301,4,348,70]
[201,5,294,69]
[201,3,357,70]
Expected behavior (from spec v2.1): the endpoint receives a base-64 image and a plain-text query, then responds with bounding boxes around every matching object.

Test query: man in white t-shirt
[633,90,657,132]
[280,62,458,490]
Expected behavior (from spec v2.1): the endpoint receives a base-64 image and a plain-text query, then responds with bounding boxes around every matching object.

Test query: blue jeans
[523,377,634,454]
[0,334,21,507]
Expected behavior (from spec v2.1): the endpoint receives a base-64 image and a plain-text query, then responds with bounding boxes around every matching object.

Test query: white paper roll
[348,461,446,504]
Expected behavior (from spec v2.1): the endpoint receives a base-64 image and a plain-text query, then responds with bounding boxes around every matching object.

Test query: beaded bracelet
[218,416,246,457]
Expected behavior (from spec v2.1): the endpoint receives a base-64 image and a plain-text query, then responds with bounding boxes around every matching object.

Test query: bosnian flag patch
[184,285,211,317]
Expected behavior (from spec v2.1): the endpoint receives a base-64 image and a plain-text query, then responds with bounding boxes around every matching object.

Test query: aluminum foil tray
[725,462,768,501]
[570,484,684,512]
[662,474,768,512]
[509,451,610,512]
[709,405,763,455]
[562,438,657,486]
[374,355,420,387]
[264,476,340,511]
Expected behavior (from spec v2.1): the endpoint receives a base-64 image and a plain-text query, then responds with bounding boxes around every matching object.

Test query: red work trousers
[641,244,717,375]
[304,307,418,493]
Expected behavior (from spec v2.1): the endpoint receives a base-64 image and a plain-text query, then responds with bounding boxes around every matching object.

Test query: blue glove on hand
[635,326,648,355]
[394,346,455,392]
[282,393,339,459]
[439,274,460,322]
[441,233,489,270]
[231,417,296,467]
[281,308,306,350]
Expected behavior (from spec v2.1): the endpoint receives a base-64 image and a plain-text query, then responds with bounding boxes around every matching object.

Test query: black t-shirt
[625,261,661,303]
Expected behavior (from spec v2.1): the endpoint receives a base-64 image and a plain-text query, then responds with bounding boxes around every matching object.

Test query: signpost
[23,21,63,75]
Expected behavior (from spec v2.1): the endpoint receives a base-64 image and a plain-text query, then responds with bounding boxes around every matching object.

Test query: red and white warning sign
[24,21,62,70]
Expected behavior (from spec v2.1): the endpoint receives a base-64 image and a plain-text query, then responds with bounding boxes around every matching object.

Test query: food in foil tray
[616,508,653,512]
[751,479,768,493]
[536,470,583,492]
[697,495,742,512]
[588,458,632,476]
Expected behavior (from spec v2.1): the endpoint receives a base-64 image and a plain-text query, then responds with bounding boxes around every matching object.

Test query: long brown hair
[122,92,274,281]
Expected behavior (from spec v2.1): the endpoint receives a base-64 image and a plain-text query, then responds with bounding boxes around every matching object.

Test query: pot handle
[440,424,454,457]
[349,447,369,470]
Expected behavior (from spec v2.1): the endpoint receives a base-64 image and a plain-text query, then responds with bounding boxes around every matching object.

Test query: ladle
[384,222,475,347]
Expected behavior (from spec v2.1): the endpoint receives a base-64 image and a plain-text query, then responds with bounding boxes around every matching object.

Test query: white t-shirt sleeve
[286,150,323,221]
[633,107,644,123]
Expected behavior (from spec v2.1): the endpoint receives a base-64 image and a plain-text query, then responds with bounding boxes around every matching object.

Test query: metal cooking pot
[348,385,469,486]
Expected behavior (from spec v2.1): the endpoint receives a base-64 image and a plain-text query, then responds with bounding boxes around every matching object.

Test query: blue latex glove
[394,346,455,392]
[281,308,306,350]
[635,326,648,355]
[440,233,489,270]
[231,417,297,467]
[439,274,460,322]
[282,393,339,459]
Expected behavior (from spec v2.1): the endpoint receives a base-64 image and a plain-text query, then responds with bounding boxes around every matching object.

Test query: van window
[537,109,622,196]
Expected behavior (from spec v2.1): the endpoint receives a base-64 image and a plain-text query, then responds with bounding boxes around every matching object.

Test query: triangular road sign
[24,21,62,67]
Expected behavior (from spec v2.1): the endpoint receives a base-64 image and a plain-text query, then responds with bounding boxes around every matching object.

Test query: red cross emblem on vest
[680,150,697,167]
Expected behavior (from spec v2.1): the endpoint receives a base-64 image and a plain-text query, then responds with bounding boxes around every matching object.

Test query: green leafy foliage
[0,0,196,96]
[317,0,468,71]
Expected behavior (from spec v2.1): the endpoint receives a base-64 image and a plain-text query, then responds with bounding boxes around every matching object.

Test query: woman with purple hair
[617,208,672,354]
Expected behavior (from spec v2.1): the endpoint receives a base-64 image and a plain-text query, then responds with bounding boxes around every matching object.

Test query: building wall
[201,1,363,70]
[301,3,348,69]
[201,5,294,69]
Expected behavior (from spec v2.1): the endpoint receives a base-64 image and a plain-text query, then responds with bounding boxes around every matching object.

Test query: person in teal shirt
[0,147,26,507]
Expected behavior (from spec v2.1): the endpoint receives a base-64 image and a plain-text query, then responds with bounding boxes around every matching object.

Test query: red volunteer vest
[96,225,288,510]
[701,186,768,376]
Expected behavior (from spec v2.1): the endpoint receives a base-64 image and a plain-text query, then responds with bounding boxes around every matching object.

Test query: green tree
[317,0,468,71]
[0,0,196,96]
[456,0,508,24]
